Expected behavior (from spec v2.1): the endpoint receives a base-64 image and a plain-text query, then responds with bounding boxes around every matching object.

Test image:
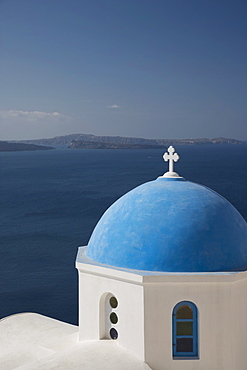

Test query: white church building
[1,146,247,370]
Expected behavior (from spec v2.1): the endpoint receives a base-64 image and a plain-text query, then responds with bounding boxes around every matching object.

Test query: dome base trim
[78,247,247,278]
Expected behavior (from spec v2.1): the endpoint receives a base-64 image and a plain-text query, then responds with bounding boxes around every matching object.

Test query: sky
[0,0,247,140]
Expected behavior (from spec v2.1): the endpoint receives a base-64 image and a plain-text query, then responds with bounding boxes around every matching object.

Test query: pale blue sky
[1,0,247,140]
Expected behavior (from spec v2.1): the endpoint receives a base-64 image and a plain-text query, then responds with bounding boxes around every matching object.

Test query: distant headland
[68,136,244,149]
[0,141,54,152]
[10,134,245,151]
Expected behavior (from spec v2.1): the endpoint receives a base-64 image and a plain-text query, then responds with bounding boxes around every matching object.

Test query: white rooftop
[0,313,151,370]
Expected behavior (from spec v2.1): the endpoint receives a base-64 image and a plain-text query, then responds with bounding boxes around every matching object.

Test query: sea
[0,145,247,325]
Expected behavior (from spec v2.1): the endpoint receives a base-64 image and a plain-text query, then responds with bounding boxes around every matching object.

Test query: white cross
[163,146,179,174]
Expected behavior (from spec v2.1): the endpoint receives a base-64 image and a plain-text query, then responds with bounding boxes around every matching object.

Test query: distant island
[0,141,54,152]
[68,140,165,150]
[13,134,245,149]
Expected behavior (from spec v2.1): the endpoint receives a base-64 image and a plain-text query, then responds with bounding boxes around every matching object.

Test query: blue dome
[86,177,247,272]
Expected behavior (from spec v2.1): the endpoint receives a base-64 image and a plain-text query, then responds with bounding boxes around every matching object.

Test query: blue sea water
[0,145,247,325]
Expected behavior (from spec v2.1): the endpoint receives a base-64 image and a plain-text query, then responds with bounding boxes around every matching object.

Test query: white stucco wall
[76,253,247,370]
[77,264,145,360]
[232,276,247,370]
[144,280,232,370]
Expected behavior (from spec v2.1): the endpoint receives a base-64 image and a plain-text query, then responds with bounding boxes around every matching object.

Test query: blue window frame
[172,301,198,358]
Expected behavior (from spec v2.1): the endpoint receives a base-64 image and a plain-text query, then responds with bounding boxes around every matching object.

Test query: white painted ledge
[0,313,151,369]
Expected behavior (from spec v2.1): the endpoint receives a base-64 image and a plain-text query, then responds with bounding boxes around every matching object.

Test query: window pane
[109,296,118,308]
[110,312,118,324]
[176,321,193,335]
[176,338,193,352]
[176,305,192,319]
[110,328,118,340]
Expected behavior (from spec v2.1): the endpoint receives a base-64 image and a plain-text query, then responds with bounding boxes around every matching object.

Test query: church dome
[86,148,247,273]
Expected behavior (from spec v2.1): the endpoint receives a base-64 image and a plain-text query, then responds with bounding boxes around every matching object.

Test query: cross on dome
[163,146,179,172]
[162,146,181,178]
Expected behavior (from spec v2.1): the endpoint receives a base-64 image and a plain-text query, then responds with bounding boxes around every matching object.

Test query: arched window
[99,293,119,340]
[172,301,198,358]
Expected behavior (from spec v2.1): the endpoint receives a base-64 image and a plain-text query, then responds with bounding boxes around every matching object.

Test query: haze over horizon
[1,0,247,141]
